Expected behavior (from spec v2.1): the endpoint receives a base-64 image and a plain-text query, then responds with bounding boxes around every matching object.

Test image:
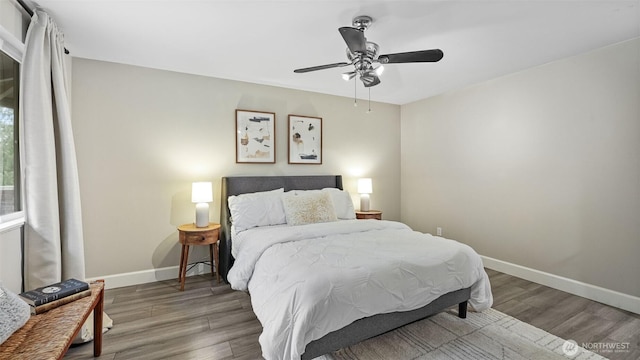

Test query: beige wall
[401,38,640,297]
[0,227,21,292]
[71,59,400,278]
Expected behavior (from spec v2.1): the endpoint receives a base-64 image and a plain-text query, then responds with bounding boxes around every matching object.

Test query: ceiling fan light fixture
[360,65,383,80]
[342,71,356,81]
[359,72,380,87]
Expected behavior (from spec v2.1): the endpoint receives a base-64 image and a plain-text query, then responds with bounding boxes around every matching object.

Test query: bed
[219,175,492,360]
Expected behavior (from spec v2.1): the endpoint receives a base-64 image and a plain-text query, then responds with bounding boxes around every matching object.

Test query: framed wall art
[288,115,322,164]
[235,109,276,163]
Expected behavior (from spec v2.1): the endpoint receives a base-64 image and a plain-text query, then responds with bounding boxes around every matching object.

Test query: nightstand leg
[180,244,189,291]
[178,245,185,283]
[209,244,215,278]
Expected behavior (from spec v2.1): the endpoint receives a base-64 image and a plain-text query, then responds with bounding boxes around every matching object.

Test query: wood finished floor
[64,270,640,360]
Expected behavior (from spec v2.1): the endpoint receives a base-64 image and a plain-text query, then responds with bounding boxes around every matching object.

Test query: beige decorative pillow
[282,191,338,226]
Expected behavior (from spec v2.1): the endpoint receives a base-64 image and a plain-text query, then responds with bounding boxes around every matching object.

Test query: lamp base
[360,194,370,212]
[195,203,209,227]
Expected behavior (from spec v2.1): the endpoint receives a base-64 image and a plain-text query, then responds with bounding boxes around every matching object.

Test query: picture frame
[235,109,276,163]
[288,115,322,164]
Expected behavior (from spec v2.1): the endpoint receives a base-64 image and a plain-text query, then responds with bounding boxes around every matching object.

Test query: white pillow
[228,188,286,232]
[282,191,338,226]
[322,188,356,219]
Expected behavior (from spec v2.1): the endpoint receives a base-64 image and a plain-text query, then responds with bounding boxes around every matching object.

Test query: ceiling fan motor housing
[347,43,379,71]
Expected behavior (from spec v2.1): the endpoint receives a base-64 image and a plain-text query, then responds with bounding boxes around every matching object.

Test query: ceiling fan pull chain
[367,87,372,113]
[354,77,358,107]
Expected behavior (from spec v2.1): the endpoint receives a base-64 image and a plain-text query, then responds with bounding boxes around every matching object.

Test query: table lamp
[357,178,373,211]
[192,182,213,227]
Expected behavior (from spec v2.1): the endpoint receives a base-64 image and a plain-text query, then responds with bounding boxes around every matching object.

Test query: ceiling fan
[293,15,444,88]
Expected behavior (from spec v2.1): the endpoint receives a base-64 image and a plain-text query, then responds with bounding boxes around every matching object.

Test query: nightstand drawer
[356,210,382,220]
[180,228,218,245]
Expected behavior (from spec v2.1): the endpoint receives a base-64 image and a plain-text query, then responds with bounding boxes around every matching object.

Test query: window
[0,49,22,227]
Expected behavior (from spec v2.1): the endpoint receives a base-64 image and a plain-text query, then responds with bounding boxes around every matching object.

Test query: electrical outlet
[436,227,442,236]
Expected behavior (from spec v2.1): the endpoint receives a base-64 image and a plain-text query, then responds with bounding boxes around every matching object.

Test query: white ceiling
[32,0,640,105]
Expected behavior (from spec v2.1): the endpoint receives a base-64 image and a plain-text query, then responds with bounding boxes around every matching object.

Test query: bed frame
[219,175,470,359]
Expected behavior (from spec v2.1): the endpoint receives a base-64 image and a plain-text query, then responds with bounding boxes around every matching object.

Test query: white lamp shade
[357,178,373,194]
[192,182,213,203]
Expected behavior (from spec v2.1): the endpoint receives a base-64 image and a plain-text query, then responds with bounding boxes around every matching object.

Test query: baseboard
[481,255,640,315]
[86,263,212,290]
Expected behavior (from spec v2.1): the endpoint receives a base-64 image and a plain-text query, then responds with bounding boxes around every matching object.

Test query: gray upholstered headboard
[219,175,343,283]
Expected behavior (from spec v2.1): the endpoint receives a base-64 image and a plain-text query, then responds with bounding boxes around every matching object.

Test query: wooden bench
[0,280,105,359]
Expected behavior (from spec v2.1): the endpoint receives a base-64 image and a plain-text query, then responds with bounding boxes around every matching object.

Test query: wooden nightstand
[177,222,221,290]
[356,210,382,220]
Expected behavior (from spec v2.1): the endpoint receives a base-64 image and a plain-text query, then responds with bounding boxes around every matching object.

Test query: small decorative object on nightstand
[177,222,221,291]
[356,210,382,220]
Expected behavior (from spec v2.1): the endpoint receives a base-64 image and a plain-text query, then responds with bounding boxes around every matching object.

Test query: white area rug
[317,308,607,360]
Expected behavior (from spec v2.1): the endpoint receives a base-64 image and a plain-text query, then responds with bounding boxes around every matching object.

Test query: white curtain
[20,9,85,290]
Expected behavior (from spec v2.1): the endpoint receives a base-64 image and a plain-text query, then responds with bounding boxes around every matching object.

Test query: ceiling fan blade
[360,73,381,88]
[294,62,350,73]
[339,27,366,53]
[378,49,444,64]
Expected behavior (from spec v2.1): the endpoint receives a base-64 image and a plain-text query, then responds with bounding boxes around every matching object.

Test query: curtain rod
[16,0,70,54]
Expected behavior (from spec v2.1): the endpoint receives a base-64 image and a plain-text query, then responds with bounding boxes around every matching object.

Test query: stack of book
[19,278,91,315]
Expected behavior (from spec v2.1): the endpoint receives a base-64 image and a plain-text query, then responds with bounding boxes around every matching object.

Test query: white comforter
[228,220,493,360]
